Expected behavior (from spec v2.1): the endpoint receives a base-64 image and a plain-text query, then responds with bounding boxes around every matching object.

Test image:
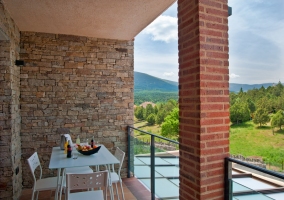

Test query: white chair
[66,170,109,200]
[59,166,94,199]
[27,152,64,200]
[109,147,125,200]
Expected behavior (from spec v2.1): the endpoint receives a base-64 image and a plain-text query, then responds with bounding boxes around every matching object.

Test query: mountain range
[134,71,274,93]
[134,71,178,92]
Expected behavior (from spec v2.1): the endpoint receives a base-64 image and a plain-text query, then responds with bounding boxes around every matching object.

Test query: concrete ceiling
[3,0,176,40]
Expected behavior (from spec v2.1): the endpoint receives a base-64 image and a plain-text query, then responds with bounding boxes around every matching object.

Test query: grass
[133,120,177,144]
[230,121,284,170]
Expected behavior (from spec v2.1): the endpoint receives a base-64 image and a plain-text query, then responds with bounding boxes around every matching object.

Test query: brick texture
[19,32,134,188]
[0,0,22,199]
[178,0,229,199]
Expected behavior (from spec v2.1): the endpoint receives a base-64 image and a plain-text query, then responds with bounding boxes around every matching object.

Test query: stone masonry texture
[19,32,134,188]
[0,0,22,199]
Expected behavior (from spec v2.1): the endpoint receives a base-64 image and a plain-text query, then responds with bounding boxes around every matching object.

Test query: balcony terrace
[1,0,232,199]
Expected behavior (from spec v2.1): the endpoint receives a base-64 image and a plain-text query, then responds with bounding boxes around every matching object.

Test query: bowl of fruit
[76,144,101,155]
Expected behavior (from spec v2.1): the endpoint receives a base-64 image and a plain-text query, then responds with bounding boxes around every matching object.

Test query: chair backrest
[114,147,125,173]
[66,170,108,198]
[27,152,42,182]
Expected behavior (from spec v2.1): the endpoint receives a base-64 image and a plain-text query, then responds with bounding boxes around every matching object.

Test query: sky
[134,1,284,84]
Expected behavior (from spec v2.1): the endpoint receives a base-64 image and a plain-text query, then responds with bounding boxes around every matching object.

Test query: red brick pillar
[178,0,229,199]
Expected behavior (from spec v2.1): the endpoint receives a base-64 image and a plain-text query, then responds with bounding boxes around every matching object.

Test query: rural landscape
[134,71,284,170]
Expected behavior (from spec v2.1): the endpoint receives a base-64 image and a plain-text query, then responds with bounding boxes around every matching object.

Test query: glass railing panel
[133,136,152,179]
[128,133,135,178]
[231,180,274,200]
[128,126,179,199]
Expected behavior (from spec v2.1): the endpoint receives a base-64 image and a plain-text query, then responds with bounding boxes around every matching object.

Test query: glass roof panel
[233,194,274,200]
[162,157,179,165]
[134,165,163,178]
[155,166,179,178]
[134,157,145,165]
[136,157,172,165]
[266,193,284,200]
[233,178,276,190]
[139,178,179,199]
[169,178,179,186]
[233,181,253,193]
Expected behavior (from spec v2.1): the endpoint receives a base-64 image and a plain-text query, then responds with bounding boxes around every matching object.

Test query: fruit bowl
[76,145,101,155]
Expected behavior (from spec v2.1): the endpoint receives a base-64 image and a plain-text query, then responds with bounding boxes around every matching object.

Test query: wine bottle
[67,140,72,158]
[91,136,94,148]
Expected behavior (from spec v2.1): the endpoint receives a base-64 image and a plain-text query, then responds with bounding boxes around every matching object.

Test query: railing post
[224,157,232,200]
[127,126,131,178]
[150,135,155,200]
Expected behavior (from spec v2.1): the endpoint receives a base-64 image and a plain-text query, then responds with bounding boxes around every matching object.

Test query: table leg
[55,168,61,200]
[59,168,65,200]
[106,164,114,200]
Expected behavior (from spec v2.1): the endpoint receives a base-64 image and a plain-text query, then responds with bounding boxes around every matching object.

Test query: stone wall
[20,32,134,187]
[0,0,22,199]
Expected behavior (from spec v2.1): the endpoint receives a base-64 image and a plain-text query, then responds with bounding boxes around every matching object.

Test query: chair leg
[119,180,125,200]
[31,189,35,200]
[115,183,119,200]
[59,169,66,200]
[35,190,39,200]
[108,183,115,200]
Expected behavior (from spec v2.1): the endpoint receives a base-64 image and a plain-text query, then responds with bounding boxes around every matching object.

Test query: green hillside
[230,83,274,92]
[134,71,178,92]
[134,72,178,104]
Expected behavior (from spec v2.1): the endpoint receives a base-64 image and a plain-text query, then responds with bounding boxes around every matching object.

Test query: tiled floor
[123,178,156,200]
[20,178,151,200]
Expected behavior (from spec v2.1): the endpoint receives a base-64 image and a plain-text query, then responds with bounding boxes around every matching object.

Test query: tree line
[230,81,284,130]
[134,99,179,139]
[134,91,178,105]
[134,82,284,140]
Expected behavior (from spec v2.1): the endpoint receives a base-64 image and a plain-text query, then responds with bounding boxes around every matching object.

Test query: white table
[49,145,119,200]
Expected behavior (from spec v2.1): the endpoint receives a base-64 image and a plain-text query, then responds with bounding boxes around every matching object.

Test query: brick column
[178,0,229,199]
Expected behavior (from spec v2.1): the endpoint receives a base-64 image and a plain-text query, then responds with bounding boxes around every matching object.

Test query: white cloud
[230,73,240,79]
[163,72,175,78]
[134,1,283,84]
[142,15,177,43]
[135,52,178,82]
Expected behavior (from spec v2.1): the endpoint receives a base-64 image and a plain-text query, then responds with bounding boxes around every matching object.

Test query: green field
[133,120,167,143]
[230,121,284,170]
[134,120,284,171]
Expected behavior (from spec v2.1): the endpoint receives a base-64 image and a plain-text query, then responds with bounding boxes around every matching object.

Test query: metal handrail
[128,126,179,144]
[127,125,179,200]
